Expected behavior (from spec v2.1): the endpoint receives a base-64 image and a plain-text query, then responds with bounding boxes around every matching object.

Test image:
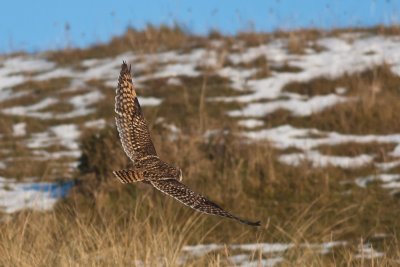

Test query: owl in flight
[113,62,260,226]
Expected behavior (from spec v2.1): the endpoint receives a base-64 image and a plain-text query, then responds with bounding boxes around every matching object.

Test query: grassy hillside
[1,25,400,266]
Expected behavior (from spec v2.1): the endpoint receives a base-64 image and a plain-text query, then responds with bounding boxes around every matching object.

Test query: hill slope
[1,27,400,266]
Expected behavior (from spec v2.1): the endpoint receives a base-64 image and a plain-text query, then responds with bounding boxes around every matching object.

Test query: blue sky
[1,0,399,53]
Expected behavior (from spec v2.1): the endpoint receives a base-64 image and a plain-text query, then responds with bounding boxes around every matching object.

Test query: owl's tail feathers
[113,169,144,184]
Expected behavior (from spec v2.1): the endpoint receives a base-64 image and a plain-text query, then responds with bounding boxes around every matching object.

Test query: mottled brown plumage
[113,62,260,227]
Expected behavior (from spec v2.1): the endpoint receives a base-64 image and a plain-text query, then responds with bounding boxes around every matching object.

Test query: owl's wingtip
[247,220,261,227]
[236,217,261,227]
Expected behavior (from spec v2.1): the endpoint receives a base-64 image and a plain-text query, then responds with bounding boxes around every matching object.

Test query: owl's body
[113,62,260,227]
[114,156,181,183]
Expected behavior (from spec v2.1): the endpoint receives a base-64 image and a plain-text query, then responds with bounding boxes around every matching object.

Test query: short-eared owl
[113,62,260,226]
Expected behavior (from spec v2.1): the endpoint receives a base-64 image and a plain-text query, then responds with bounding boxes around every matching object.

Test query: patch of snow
[390,64,400,76]
[152,63,199,78]
[0,176,74,213]
[0,88,28,102]
[243,125,400,152]
[167,49,217,67]
[1,57,54,74]
[12,122,26,137]
[204,129,230,139]
[182,244,223,257]
[242,124,400,169]
[26,124,80,151]
[84,119,106,129]
[231,256,283,267]
[238,119,264,128]
[390,144,400,157]
[32,150,81,160]
[69,90,103,108]
[166,77,182,86]
[138,96,162,106]
[355,174,400,188]
[228,43,284,65]
[228,254,249,264]
[216,36,400,122]
[182,241,346,265]
[80,52,135,81]
[60,79,87,93]
[155,118,181,141]
[0,75,26,89]
[232,243,294,253]
[372,233,387,238]
[33,68,75,81]
[210,40,225,48]
[355,243,384,259]
[279,151,373,169]
[198,50,219,67]
[302,241,348,254]
[26,132,52,149]
[0,57,55,90]
[317,38,352,52]
[339,32,367,41]
[5,90,105,120]
[375,160,400,171]
[2,97,58,118]
[217,67,256,90]
[164,123,181,135]
[335,87,347,95]
[50,124,80,150]
[104,79,119,88]
[228,94,349,117]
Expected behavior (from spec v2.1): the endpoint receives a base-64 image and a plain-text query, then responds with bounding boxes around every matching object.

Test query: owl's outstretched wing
[151,179,261,226]
[115,62,157,162]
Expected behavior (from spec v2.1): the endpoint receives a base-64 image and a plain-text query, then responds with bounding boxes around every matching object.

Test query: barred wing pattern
[115,62,157,161]
[114,62,261,227]
[151,179,261,226]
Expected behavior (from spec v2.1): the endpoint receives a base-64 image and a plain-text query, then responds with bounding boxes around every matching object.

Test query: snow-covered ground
[0,176,73,213]
[180,240,381,266]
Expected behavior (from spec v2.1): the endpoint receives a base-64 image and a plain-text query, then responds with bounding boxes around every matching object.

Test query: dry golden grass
[317,142,397,162]
[0,201,205,266]
[24,120,395,266]
[1,194,399,266]
[46,25,203,65]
